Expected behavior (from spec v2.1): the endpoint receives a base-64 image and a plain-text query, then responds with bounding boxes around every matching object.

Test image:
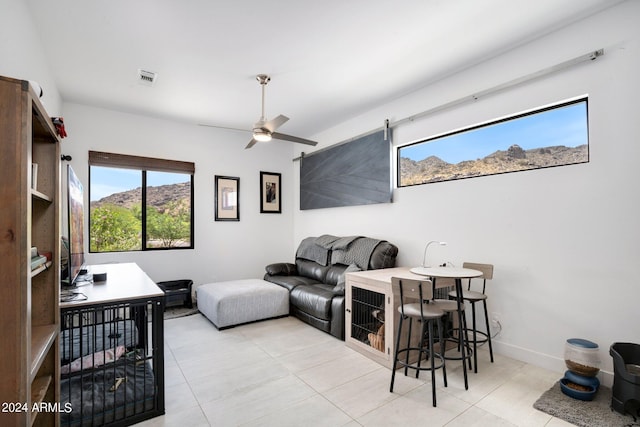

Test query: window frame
[396,97,589,187]
[88,151,195,253]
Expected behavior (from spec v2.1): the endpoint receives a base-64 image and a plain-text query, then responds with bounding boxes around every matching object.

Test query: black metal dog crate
[60,298,165,426]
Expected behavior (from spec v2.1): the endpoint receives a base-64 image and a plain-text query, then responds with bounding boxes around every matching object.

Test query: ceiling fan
[200,74,318,149]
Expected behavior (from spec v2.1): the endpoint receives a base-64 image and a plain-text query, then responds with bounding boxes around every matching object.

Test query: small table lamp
[421,241,447,267]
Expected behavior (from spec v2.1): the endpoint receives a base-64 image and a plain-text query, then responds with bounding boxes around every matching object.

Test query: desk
[60,263,165,426]
[344,267,454,369]
[61,263,164,308]
[410,266,482,389]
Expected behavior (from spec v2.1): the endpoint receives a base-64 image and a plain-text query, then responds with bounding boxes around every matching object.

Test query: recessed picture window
[397,98,589,187]
[88,151,194,252]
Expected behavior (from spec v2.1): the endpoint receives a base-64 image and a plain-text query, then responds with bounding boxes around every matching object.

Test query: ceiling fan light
[253,130,272,142]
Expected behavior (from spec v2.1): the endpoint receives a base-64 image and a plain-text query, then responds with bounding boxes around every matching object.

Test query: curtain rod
[293,48,604,162]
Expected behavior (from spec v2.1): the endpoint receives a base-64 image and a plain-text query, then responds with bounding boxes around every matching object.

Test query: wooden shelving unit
[0,75,61,426]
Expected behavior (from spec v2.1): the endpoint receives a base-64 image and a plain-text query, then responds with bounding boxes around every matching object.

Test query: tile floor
[137,314,571,427]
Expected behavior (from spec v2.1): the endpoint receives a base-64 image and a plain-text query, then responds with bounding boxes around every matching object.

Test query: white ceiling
[26,0,621,140]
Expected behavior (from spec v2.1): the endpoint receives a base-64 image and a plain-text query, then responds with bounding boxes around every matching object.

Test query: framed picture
[260,171,281,214]
[214,175,239,221]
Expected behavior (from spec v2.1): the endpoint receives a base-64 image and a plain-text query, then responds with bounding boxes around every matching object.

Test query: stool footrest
[440,340,474,361]
[466,329,490,344]
[395,348,446,371]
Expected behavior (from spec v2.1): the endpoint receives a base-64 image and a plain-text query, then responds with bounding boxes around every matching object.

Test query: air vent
[137,69,158,86]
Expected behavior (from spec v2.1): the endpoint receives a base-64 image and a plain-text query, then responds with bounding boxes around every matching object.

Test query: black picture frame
[214,175,239,221]
[260,171,281,214]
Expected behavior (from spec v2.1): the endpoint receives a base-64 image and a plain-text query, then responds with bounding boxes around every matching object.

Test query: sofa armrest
[265,262,297,276]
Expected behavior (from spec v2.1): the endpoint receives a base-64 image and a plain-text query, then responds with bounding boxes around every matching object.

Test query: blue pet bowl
[560,378,597,401]
[564,370,600,389]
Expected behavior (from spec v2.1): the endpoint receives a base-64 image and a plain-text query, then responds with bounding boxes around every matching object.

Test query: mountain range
[90,182,191,210]
[399,144,588,186]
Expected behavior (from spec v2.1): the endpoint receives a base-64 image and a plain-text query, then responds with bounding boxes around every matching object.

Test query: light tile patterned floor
[136,314,571,427]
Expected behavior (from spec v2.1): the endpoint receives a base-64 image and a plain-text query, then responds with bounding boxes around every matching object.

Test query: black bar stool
[429,277,470,364]
[428,276,474,386]
[448,262,494,373]
[390,277,447,407]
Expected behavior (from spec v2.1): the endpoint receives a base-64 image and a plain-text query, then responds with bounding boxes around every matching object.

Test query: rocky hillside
[399,144,588,186]
[90,182,191,210]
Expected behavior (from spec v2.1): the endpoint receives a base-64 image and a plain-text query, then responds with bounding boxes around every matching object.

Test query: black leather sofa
[264,235,398,340]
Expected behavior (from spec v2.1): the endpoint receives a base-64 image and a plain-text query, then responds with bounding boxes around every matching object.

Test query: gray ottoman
[196,279,289,329]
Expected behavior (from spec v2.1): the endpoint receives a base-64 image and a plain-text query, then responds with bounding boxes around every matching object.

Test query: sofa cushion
[264,274,320,292]
[331,264,361,295]
[325,264,349,287]
[290,284,335,320]
[296,259,329,283]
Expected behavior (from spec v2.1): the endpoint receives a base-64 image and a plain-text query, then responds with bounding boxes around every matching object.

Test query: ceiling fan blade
[263,114,289,133]
[198,123,252,134]
[272,132,318,146]
[245,138,258,149]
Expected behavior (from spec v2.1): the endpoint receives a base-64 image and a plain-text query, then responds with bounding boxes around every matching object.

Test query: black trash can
[157,279,193,309]
[610,342,640,417]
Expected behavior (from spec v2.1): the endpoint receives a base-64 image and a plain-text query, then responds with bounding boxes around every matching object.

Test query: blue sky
[90,167,189,201]
[399,101,588,163]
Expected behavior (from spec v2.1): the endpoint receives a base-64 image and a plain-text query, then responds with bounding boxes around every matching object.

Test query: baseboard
[492,340,614,388]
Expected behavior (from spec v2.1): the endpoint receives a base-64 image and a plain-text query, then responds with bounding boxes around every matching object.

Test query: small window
[397,98,589,187]
[88,151,194,253]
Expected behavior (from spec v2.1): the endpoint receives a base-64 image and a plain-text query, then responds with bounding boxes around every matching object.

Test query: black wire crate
[60,299,164,426]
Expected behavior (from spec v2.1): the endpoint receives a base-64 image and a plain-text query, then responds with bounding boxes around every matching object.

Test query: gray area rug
[164,304,199,320]
[534,381,639,427]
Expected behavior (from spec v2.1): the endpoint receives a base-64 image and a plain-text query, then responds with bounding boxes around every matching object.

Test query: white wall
[60,103,295,287]
[0,0,61,116]
[293,1,640,385]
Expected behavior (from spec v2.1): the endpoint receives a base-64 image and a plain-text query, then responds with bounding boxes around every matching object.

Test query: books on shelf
[30,247,50,271]
[31,255,47,271]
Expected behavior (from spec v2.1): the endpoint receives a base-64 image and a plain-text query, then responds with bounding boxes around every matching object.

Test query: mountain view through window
[90,165,193,252]
[398,98,589,186]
